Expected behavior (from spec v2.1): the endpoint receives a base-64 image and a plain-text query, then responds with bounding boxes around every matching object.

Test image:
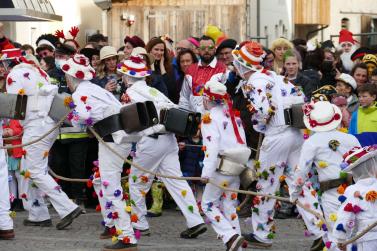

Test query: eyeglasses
[199,45,215,51]
[38,51,50,58]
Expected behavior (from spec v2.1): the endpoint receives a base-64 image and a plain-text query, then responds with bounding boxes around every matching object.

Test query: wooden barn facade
[107,0,247,49]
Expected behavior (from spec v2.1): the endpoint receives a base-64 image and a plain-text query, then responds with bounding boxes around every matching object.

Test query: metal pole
[257,0,260,42]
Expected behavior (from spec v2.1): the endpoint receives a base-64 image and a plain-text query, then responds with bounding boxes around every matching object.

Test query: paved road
[1,209,313,251]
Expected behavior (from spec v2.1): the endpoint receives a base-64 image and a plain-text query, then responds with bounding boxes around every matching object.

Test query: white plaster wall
[2,0,102,49]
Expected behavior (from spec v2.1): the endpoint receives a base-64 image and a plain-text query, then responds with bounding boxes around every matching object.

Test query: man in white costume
[236,41,324,249]
[0,120,14,239]
[118,55,207,239]
[6,62,82,230]
[63,54,143,251]
[333,145,377,251]
[290,101,361,251]
[200,80,249,250]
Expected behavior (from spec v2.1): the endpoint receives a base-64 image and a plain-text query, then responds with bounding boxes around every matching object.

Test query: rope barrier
[2,112,372,245]
[3,134,22,140]
[48,168,129,183]
[0,111,72,150]
[88,126,329,227]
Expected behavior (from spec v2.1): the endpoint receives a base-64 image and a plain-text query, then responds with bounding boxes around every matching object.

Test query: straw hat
[99,46,117,61]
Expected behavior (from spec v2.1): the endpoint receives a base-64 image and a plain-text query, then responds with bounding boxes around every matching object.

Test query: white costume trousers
[8,170,21,199]
[347,240,377,251]
[130,135,204,231]
[21,120,77,221]
[97,142,136,243]
[0,149,13,230]
[251,127,324,243]
[202,172,241,245]
[321,189,342,251]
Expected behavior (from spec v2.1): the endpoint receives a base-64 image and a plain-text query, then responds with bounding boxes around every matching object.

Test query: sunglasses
[199,45,215,51]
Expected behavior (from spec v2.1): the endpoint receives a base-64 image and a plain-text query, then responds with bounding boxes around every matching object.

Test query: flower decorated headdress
[232,41,266,72]
[61,54,95,81]
[341,145,377,172]
[117,55,151,78]
[204,80,244,144]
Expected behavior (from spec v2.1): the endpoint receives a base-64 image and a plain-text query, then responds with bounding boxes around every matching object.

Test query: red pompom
[75,70,85,79]
[62,64,70,72]
[7,77,13,85]
[80,96,88,103]
[334,113,341,120]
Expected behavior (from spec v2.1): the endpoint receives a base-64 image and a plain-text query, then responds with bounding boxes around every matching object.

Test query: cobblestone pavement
[1,209,313,251]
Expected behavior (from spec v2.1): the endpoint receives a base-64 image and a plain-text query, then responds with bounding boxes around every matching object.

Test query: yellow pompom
[318,161,328,168]
[181,190,187,198]
[125,206,132,213]
[329,213,337,222]
[111,236,118,243]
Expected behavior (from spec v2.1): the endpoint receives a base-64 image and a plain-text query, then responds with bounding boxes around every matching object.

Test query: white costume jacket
[243,71,304,135]
[333,178,377,249]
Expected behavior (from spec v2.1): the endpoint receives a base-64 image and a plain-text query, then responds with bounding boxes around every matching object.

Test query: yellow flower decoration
[18,88,25,95]
[9,211,16,218]
[116,229,123,236]
[149,88,158,97]
[24,170,31,179]
[202,113,212,124]
[125,205,132,213]
[338,127,348,133]
[329,213,337,222]
[181,190,187,198]
[316,220,324,228]
[366,190,377,202]
[63,96,73,107]
[318,161,328,168]
[220,181,229,188]
[111,236,118,243]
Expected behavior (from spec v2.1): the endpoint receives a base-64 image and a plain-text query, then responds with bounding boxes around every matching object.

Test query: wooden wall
[294,0,330,25]
[108,0,246,49]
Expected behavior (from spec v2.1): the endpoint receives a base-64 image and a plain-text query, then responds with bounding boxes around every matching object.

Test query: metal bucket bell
[239,167,257,189]
[0,93,27,120]
[48,92,72,126]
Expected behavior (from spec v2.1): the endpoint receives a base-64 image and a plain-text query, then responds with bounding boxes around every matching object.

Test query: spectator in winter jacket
[282,49,318,98]
[349,84,377,145]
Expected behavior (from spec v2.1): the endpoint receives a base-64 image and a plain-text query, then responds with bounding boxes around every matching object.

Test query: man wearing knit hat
[216,38,237,66]
[338,29,358,72]
[123,35,145,60]
[237,41,324,248]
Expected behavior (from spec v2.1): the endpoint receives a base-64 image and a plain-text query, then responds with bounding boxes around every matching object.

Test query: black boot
[56,207,83,230]
[180,223,207,239]
[23,219,52,227]
[102,240,137,251]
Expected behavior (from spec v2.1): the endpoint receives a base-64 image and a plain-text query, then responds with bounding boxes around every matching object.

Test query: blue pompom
[338,195,347,203]
[129,70,136,75]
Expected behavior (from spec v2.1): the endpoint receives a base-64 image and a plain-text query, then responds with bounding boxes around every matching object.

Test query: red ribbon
[227,98,245,145]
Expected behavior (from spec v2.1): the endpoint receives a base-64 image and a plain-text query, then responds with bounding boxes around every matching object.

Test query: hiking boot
[310,237,325,251]
[103,240,137,251]
[146,181,163,217]
[0,229,15,240]
[226,234,245,251]
[180,223,207,239]
[56,207,83,230]
[243,233,272,248]
[23,219,52,227]
[100,227,113,239]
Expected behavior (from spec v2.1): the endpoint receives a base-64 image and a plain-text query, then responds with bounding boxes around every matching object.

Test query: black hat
[216,39,237,54]
[80,48,100,62]
[350,47,374,62]
[35,34,59,50]
[55,44,76,56]
[321,40,335,50]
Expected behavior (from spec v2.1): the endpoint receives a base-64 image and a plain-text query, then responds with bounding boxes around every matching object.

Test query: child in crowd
[333,145,377,251]
[335,73,358,113]
[2,119,23,211]
[349,84,377,145]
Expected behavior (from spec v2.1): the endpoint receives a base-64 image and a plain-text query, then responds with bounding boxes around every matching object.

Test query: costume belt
[319,175,352,193]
